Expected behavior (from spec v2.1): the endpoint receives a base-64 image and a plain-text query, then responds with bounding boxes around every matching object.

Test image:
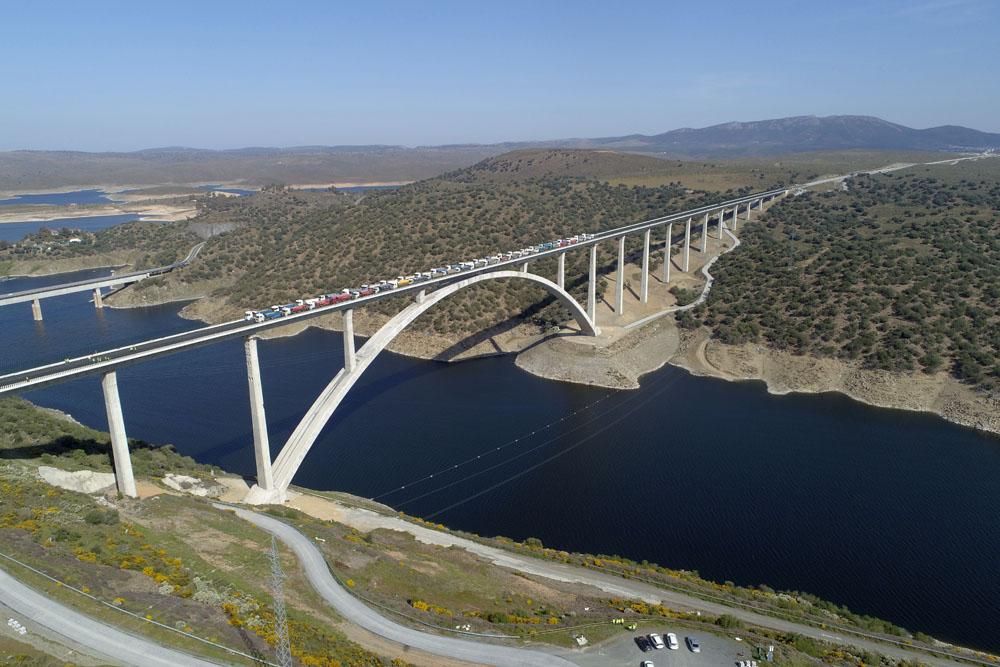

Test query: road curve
[220,504,576,667]
[283,496,980,667]
[0,566,219,667]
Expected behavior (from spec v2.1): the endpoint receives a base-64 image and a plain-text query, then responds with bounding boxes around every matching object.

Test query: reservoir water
[4,269,999,652]
[0,214,141,243]
[0,189,115,206]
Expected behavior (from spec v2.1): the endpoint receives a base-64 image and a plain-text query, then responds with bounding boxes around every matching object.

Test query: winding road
[227,499,980,667]
[219,504,576,667]
[0,500,982,667]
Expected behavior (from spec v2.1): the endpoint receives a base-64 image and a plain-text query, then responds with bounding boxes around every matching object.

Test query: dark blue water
[0,189,114,206]
[0,214,141,243]
[4,270,1000,652]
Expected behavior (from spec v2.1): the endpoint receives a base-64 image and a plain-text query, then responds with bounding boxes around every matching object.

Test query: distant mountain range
[1,116,997,190]
[546,115,1000,156]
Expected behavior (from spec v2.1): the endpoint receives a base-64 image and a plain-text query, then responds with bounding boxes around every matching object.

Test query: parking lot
[569,626,752,667]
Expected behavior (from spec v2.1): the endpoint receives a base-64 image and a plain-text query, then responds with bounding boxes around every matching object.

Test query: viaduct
[0,190,787,504]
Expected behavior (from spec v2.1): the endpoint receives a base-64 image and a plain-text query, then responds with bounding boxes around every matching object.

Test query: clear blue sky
[1,0,997,151]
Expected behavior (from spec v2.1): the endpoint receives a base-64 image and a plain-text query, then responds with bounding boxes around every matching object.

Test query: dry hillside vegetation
[7,151,748,339]
[688,160,1000,392]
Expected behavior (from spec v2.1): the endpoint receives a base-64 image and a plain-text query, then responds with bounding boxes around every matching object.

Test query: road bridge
[0,189,786,501]
[0,242,205,321]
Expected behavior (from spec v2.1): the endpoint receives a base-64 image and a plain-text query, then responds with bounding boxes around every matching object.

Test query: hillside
[2,397,966,666]
[0,145,498,191]
[450,149,683,183]
[691,158,1000,393]
[581,115,1000,156]
[1,150,734,349]
[3,116,996,191]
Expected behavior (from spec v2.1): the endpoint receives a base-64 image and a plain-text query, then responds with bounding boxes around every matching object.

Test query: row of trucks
[243,233,597,324]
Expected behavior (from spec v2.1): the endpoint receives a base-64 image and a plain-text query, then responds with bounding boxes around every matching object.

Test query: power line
[422,370,683,520]
[373,390,617,502]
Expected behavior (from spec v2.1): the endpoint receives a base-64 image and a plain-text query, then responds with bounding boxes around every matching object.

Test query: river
[3,269,999,652]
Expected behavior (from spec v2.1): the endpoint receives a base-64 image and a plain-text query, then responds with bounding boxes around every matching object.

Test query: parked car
[685,636,701,653]
[666,633,679,650]
[648,633,665,650]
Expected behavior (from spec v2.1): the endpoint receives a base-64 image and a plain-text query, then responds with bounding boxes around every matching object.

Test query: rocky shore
[671,328,1000,437]
[15,253,998,438]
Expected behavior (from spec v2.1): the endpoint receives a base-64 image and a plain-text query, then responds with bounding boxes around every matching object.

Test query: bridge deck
[0,192,782,396]
[0,242,204,306]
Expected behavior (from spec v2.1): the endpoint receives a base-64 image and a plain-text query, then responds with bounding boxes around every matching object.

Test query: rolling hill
[577,115,1000,156]
[2,116,996,191]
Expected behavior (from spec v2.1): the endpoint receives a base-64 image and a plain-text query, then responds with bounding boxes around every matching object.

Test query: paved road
[287,495,979,667]
[0,566,220,667]
[0,189,783,397]
[222,504,576,667]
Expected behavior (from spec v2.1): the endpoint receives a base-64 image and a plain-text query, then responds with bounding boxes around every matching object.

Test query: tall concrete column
[640,229,650,303]
[732,203,739,232]
[343,308,356,372]
[31,298,42,321]
[718,209,726,238]
[615,236,625,314]
[587,243,598,325]
[93,287,104,309]
[701,212,710,254]
[244,336,274,492]
[415,288,426,304]
[100,371,136,498]
[557,252,566,290]
[683,217,692,273]
[521,261,529,273]
[663,223,672,284]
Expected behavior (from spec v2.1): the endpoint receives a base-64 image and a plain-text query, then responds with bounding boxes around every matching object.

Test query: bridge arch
[245,270,598,504]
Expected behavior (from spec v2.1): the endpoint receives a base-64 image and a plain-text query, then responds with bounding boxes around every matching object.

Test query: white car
[648,633,665,649]
[641,662,654,667]
[685,636,701,652]
[666,632,679,650]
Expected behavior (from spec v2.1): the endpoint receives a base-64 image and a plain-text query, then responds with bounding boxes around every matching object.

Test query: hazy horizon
[2,0,998,151]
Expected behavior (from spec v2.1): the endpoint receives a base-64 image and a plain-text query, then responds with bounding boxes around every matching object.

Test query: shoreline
[0,202,197,224]
[9,245,998,438]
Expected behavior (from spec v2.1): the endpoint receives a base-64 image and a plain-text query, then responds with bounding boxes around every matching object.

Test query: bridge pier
[701,212,710,254]
[663,222,672,284]
[683,217,692,272]
[640,229,650,303]
[521,261,529,273]
[587,244,597,324]
[31,298,42,321]
[557,252,565,289]
[718,209,725,238]
[100,371,136,498]
[615,236,625,314]
[343,309,356,372]
[93,287,103,309]
[244,337,274,493]
[732,203,740,232]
